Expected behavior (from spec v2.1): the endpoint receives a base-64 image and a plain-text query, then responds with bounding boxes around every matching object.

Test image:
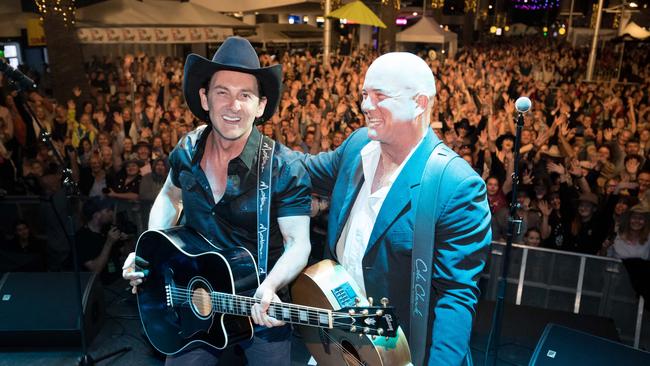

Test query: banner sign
[77,27,233,44]
[27,19,46,46]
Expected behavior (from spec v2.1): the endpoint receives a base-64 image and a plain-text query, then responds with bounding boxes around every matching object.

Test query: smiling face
[630,213,647,231]
[361,53,435,144]
[199,70,267,141]
[524,230,541,247]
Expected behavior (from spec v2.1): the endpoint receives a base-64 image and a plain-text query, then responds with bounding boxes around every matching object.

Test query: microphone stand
[484,109,526,366]
[5,75,130,365]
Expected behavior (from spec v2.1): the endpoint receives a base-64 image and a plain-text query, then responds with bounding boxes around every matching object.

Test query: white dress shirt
[336,139,422,295]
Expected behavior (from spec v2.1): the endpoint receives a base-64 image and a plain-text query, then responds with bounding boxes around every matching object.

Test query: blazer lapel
[329,157,364,256]
[365,129,440,255]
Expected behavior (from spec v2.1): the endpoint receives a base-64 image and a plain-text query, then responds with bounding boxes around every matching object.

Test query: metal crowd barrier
[483,241,649,350]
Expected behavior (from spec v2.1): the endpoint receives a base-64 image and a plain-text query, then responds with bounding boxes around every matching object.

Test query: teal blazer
[300,127,492,365]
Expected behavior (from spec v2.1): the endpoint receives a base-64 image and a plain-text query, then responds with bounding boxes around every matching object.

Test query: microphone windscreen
[515,97,532,113]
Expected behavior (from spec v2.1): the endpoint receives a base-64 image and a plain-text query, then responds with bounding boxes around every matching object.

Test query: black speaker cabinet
[529,324,650,366]
[0,272,105,347]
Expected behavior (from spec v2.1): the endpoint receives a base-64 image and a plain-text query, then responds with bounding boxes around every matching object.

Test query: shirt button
[211,212,216,216]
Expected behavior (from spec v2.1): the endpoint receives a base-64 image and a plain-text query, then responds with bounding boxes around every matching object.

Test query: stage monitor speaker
[0,272,105,347]
[529,323,650,366]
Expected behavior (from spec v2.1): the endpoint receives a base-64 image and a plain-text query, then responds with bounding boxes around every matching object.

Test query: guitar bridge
[165,284,174,308]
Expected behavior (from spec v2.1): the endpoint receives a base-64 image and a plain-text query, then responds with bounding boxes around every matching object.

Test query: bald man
[299,53,491,365]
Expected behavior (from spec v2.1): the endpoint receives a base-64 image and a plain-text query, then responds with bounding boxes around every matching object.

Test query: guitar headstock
[333,299,399,338]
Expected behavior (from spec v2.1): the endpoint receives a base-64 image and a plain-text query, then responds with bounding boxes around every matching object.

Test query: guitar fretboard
[213,292,332,328]
[169,288,332,328]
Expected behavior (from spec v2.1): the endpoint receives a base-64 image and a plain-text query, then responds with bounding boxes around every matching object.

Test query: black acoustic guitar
[135,227,404,359]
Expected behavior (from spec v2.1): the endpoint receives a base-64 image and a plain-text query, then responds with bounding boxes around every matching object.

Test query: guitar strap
[256,134,275,282]
[410,141,457,365]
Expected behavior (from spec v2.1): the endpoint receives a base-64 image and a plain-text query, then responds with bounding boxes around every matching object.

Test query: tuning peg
[363,327,370,334]
[375,309,384,316]
[361,309,369,315]
[354,297,361,304]
[377,328,384,336]
[359,333,364,339]
[350,325,357,333]
[348,308,356,315]
[371,335,377,340]
[381,297,389,307]
[368,297,373,306]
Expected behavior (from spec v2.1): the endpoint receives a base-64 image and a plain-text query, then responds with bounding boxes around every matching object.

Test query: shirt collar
[237,127,262,171]
[360,136,425,188]
[195,125,262,171]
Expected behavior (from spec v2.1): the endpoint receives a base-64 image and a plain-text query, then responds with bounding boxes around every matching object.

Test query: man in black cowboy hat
[123,37,312,365]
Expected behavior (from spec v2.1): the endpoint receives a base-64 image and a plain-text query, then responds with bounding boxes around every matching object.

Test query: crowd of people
[1,36,649,276]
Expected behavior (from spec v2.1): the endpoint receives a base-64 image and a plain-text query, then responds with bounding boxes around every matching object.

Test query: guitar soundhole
[192,288,212,317]
[341,340,364,366]
[188,278,213,319]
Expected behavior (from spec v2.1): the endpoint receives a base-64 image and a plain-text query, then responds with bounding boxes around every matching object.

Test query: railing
[482,242,649,350]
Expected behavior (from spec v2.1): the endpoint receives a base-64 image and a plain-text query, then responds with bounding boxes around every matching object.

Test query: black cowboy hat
[183,36,282,125]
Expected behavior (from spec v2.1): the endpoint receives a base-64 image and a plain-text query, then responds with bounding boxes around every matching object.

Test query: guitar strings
[168,287,376,323]
[164,288,369,366]
[165,287,388,331]
[167,286,388,318]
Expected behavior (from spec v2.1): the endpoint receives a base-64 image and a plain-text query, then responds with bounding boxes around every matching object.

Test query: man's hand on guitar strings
[122,252,150,294]
[251,284,285,328]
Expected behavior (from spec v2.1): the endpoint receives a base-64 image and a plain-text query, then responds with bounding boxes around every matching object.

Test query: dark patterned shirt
[168,125,311,270]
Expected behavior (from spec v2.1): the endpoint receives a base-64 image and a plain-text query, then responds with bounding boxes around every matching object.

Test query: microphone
[0,60,37,90]
[515,97,532,114]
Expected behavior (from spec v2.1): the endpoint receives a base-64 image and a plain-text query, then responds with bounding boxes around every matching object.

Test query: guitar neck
[211,292,333,329]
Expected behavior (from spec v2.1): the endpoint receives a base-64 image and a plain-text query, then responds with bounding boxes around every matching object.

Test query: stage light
[543,26,548,32]
[629,2,638,7]
[413,12,418,16]
[558,27,566,35]
[504,25,510,31]
[396,18,407,25]
[490,26,497,33]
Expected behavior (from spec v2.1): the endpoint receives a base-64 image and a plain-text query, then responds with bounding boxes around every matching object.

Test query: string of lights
[465,0,478,13]
[35,0,76,26]
[381,0,402,10]
[430,0,445,9]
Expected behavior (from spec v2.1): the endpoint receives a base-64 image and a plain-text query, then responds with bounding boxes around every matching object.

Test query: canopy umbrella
[326,0,386,28]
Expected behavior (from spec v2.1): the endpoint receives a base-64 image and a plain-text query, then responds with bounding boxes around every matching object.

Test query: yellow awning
[326,1,387,29]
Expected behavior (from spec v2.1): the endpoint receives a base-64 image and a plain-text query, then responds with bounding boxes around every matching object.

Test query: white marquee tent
[76,0,248,28]
[74,0,251,58]
[396,16,458,57]
[247,23,323,48]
